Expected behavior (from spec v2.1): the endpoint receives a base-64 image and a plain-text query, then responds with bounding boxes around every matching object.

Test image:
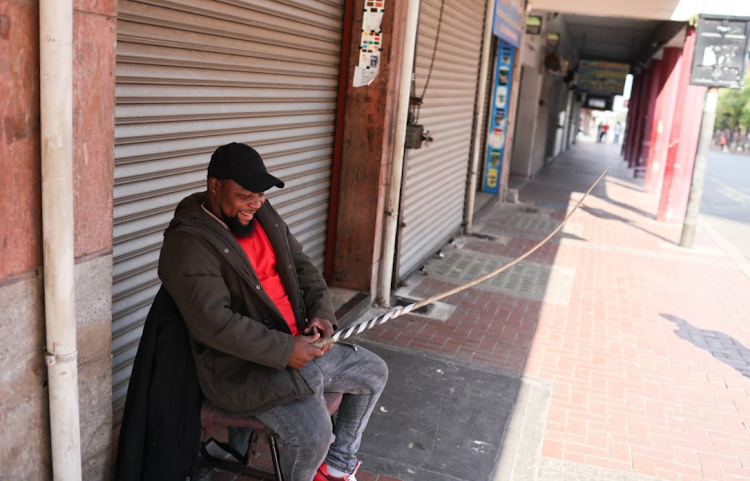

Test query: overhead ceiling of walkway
[529,0,682,21]
[562,14,664,64]
[530,0,750,21]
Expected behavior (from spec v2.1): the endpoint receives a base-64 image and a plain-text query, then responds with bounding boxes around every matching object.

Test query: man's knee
[285,412,334,450]
[366,353,389,392]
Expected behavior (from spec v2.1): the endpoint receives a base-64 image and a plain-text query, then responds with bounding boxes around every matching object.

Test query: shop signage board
[493,0,526,48]
[576,60,630,96]
[690,14,750,89]
[526,15,542,35]
[483,40,515,193]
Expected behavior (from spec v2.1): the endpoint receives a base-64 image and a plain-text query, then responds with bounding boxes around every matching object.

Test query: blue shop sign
[482,40,515,194]
[492,0,526,48]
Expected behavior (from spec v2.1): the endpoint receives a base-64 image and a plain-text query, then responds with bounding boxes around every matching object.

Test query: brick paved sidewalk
[362,140,750,481]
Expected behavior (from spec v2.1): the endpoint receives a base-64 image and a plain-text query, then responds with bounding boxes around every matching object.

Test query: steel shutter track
[397,0,485,278]
[112,0,344,414]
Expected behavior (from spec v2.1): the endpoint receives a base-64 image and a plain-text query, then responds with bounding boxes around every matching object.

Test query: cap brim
[235,172,285,192]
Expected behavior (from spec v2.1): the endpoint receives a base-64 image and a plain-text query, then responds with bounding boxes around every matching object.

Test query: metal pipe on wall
[377,0,422,307]
[463,0,497,234]
[40,0,82,479]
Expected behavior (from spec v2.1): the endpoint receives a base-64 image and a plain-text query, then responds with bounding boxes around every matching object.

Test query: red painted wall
[72,0,117,259]
[1,1,42,280]
[0,0,115,281]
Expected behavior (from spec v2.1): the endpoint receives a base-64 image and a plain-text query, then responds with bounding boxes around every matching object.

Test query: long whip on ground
[313,169,608,349]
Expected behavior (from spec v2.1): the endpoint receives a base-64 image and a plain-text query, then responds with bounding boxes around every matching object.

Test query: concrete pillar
[657,28,707,224]
[510,65,544,177]
[643,48,682,194]
[499,33,527,201]
[0,1,116,479]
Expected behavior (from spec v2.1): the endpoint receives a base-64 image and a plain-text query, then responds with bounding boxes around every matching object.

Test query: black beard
[222,212,257,238]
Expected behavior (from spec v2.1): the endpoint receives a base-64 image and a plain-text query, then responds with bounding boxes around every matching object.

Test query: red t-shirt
[233,224,299,336]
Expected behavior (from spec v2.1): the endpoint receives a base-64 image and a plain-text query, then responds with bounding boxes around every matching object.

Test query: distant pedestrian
[598,124,609,143]
[613,123,622,144]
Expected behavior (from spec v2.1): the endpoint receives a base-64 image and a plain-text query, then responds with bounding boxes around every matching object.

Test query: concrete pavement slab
[356,340,521,481]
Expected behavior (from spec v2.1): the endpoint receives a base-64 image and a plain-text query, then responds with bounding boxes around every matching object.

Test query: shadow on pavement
[661,313,750,379]
[600,195,656,220]
[356,341,521,481]
[580,206,675,244]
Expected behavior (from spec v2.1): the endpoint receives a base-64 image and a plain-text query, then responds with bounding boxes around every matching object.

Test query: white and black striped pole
[314,169,607,349]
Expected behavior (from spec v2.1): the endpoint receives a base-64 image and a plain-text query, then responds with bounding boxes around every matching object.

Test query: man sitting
[158,142,388,481]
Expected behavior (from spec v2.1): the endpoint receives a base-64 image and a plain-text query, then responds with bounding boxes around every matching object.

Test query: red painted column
[622,74,643,162]
[635,60,662,173]
[644,48,682,194]
[630,71,652,168]
[657,28,707,223]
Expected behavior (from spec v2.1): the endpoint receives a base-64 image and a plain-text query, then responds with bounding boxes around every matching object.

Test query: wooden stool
[200,392,344,481]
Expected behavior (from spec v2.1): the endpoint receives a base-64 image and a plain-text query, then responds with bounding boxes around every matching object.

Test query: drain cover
[393,296,434,315]
[498,214,559,232]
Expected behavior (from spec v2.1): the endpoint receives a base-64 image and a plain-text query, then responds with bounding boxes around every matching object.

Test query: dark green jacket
[158,192,336,415]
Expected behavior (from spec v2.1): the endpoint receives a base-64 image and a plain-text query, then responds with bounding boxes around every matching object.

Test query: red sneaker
[313,461,361,481]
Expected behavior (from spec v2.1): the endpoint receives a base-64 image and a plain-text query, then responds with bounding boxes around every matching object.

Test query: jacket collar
[165,191,298,327]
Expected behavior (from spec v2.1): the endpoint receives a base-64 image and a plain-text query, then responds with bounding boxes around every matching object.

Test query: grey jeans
[253,343,388,481]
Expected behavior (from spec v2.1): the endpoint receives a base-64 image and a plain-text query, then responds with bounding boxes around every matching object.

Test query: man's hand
[287,332,325,369]
[304,317,335,352]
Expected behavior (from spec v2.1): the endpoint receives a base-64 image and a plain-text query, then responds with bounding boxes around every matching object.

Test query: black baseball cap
[207,143,285,192]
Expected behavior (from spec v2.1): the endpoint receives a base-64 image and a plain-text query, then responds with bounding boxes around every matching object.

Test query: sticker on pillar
[483,39,516,194]
[354,2,386,87]
[490,128,504,150]
[498,67,509,85]
[486,167,499,189]
[489,150,500,168]
[495,86,508,109]
[501,47,513,65]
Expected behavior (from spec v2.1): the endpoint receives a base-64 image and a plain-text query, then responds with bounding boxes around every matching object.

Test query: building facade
[1,0,748,478]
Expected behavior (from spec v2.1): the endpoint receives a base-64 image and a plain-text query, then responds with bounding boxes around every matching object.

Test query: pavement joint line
[492,375,553,481]
[536,458,668,481]
[698,217,750,282]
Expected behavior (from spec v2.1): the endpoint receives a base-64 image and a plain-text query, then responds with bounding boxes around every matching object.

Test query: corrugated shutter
[112,0,344,414]
[396,0,485,278]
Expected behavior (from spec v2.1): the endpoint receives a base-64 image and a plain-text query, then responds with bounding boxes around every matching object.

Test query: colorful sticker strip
[482,40,515,193]
[353,1,385,87]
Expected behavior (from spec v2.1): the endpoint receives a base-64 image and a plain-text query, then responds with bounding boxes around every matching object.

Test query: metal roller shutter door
[397,0,485,278]
[112,0,344,414]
